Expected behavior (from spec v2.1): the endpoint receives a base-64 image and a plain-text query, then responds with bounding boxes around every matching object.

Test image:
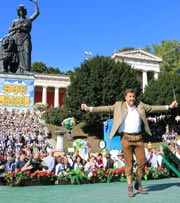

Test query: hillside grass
[46,122,177,153]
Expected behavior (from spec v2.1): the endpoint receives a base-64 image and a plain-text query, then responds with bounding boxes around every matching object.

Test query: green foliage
[58,171,70,182]
[65,70,76,76]
[143,45,153,53]
[143,72,180,110]
[43,107,69,126]
[63,56,142,134]
[4,171,57,186]
[45,67,61,74]
[31,62,63,74]
[152,40,180,73]
[4,171,31,186]
[4,167,170,186]
[68,168,89,185]
[143,166,169,180]
[31,62,47,73]
[116,47,135,52]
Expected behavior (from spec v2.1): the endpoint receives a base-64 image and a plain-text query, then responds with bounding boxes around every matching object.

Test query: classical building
[34,49,162,108]
[111,49,162,91]
[34,73,70,108]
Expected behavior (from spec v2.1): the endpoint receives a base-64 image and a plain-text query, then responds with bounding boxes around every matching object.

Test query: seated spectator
[162,133,169,141]
[22,152,48,173]
[146,149,153,167]
[65,152,74,169]
[55,156,65,175]
[64,156,72,171]
[150,148,158,168]
[114,152,125,168]
[5,152,15,172]
[84,155,96,173]
[15,151,28,172]
[104,153,114,170]
[95,153,103,168]
[169,129,177,140]
[43,150,55,172]
[73,155,84,170]
[156,148,163,167]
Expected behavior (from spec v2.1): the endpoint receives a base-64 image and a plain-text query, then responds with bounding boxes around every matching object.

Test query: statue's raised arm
[29,0,40,21]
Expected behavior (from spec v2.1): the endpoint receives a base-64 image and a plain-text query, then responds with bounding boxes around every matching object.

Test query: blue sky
[1,0,180,72]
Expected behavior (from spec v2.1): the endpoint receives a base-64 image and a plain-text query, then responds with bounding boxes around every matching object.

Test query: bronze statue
[0,0,40,74]
[9,0,40,73]
[0,36,18,73]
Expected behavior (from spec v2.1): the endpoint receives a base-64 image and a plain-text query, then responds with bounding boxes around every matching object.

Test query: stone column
[42,86,47,105]
[142,71,148,92]
[55,131,65,152]
[154,72,159,80]
[54,87,59,108]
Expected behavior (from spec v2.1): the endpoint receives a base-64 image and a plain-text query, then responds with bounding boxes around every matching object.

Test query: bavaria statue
[0,0,40,74]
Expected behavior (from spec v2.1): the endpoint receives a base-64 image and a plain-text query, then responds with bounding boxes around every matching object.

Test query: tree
[43,107,68,126]
[152,40,180,73]
[45,67,61,74]
[142,72,180,116]
[65,70,76,76]
[63,56,142,136]
[143,45,153,53]
[115,47,135,52]
[31,62,47,73]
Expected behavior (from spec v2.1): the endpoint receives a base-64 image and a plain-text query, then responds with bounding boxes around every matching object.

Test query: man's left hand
[169,101,178,109]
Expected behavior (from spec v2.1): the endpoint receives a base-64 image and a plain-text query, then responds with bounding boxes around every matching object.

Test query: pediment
[112,49,162,62]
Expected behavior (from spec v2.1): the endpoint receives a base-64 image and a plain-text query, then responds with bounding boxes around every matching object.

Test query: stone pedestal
[55,131,65,152]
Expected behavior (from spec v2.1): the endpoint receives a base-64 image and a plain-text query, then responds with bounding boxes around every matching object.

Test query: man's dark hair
[124,88,136,97]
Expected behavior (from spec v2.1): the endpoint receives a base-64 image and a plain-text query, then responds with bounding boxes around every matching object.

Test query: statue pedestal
[55,131,65,153]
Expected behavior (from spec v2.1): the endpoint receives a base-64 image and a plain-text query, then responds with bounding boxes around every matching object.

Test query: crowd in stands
[148,115,180,141]
[0,110,180,183]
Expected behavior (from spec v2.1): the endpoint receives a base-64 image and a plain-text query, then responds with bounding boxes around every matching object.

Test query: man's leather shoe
[134,182,148,194]
[128,185,135,197]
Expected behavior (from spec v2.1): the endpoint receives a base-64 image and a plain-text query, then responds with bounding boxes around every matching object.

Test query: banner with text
[0,78,34,111]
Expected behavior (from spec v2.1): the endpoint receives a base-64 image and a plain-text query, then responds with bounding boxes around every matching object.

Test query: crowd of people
[0,108,51,155]
[148,115,180,141]
[0,108,180,185]
[0,108,53,177]
[1,141,180,181]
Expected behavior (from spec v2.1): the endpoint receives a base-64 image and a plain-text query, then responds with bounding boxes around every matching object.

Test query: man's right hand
[81,104,89,111]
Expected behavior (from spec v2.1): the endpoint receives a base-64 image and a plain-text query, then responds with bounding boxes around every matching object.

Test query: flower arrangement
[62,117,76,129]
[68,168,89,185]
[4,171,57,186]
[36,171,57,185]
[4,171,31,186]
[143,166,169,180]
[90,168,109,183]
[110,167,126,182]
[57,171,71,184]
[3,166,170,186]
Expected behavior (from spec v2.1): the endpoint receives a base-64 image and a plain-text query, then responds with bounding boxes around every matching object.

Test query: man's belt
[123,132,141,136]
[122,132,143,146]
